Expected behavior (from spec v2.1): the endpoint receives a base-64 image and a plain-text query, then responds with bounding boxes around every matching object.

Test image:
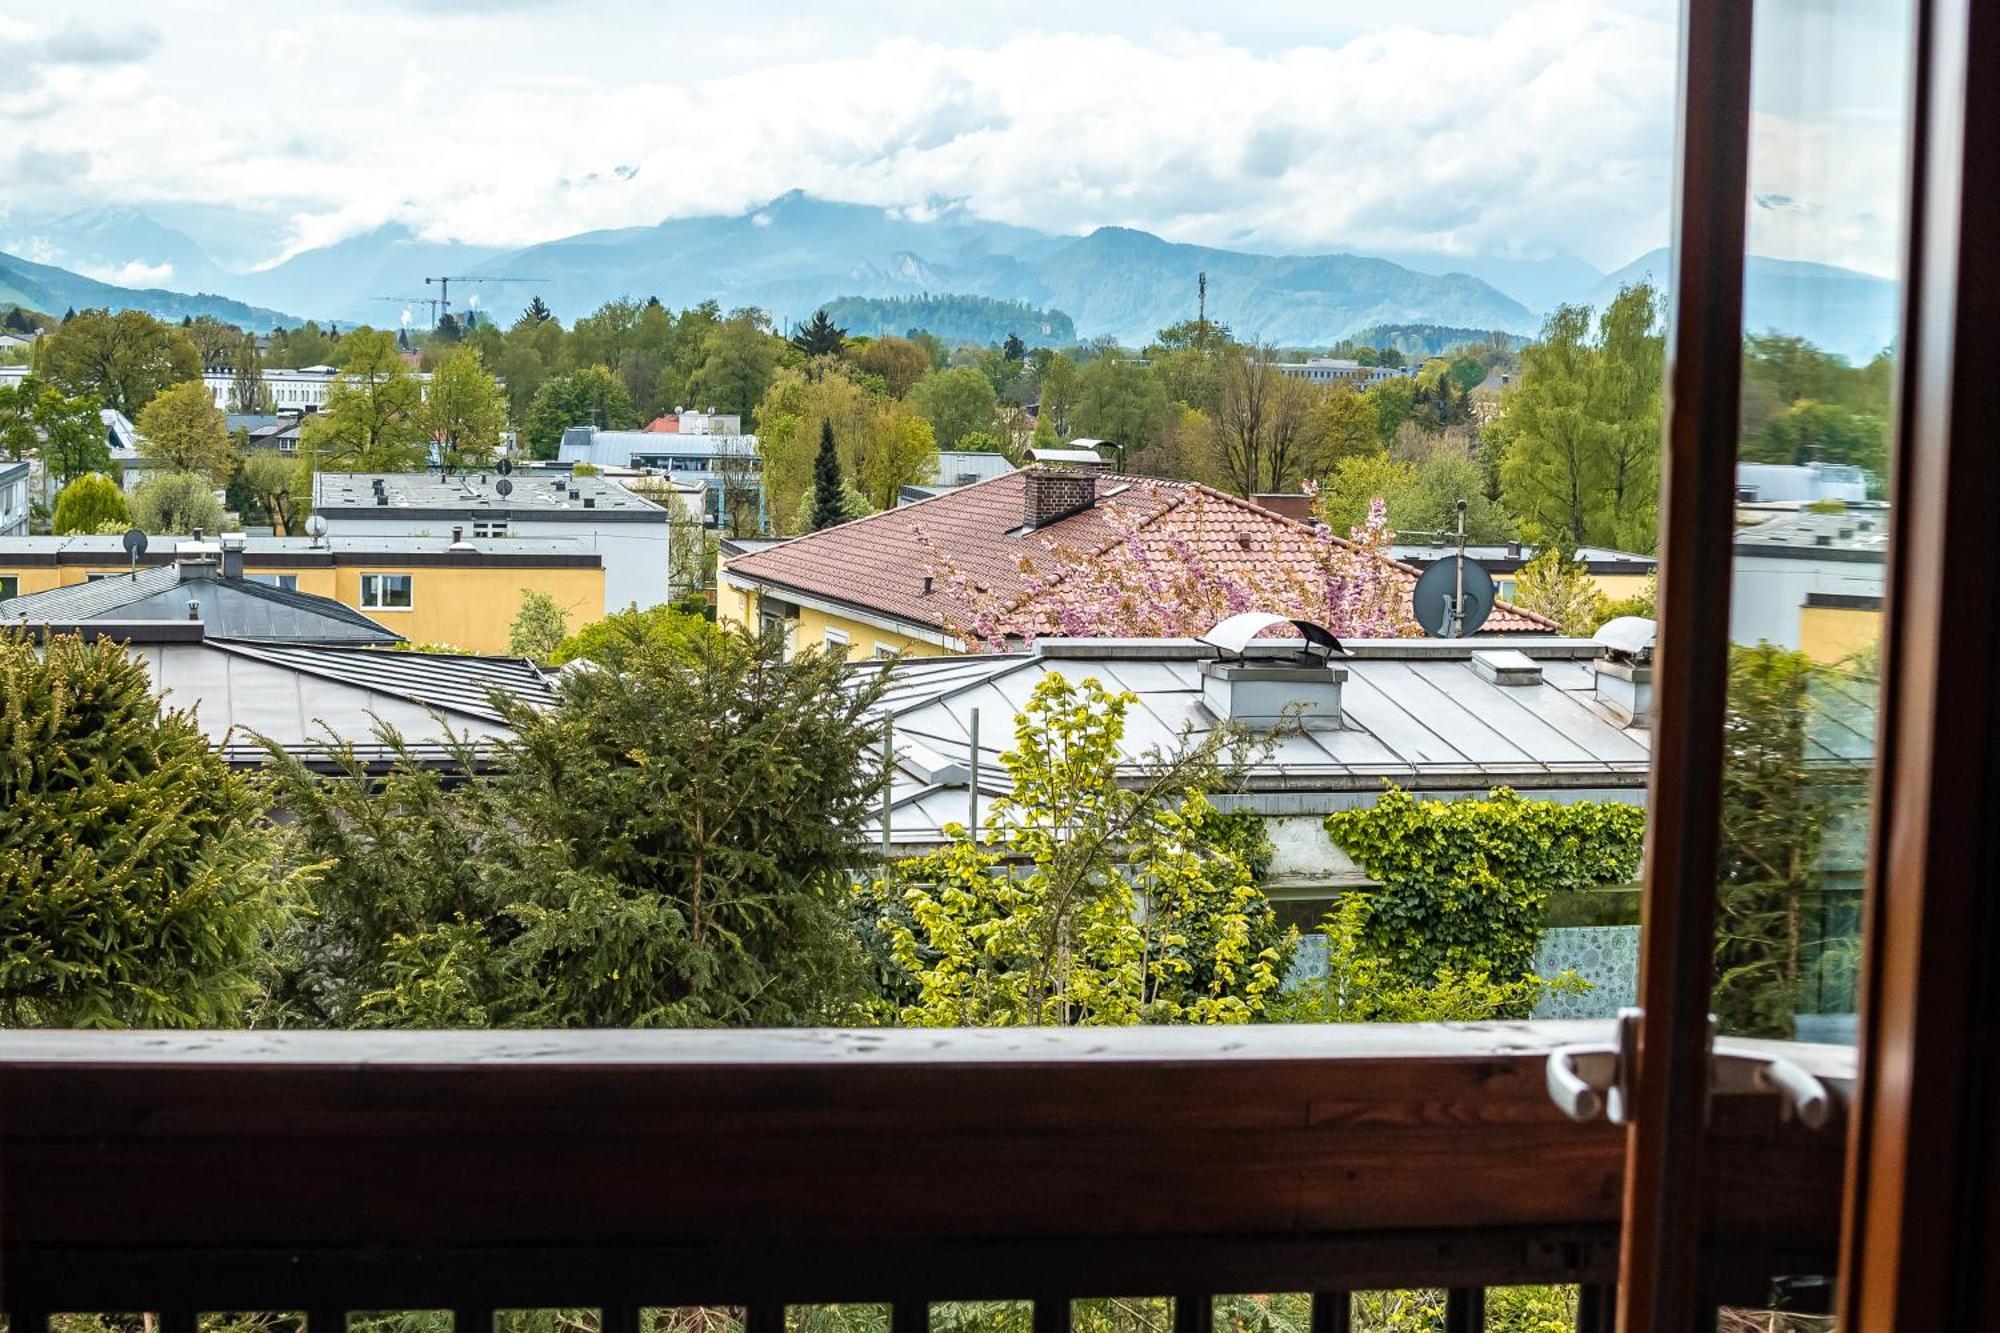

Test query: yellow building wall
[0,562,604,655]
[1589,572,1654,601]
[722,578,950,661]
[1798,604,1881,665]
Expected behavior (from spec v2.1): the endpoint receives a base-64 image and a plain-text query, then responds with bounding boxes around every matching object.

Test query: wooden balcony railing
[0,1023,1852,1326]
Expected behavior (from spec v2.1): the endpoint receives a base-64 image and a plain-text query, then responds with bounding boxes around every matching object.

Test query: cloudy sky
[0,0,1910,276]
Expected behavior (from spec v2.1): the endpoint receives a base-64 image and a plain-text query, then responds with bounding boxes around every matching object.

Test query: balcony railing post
[1575,1285,1615,1333]
[1443,1288,1484,1333]
[747,1300,785,1333]
[307,1311,347,1333]
[454,1307,493,1333]
[604,1306,642,1333]
[1173,1295,1213,1333]
[1310,1292,1353,1333]
[1032,1299,1071,1333]
[892,1302,928,1333]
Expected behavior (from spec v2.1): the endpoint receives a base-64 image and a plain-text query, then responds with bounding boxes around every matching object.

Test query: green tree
[549,603,718,668]
[51,472,129,535]
[1495,284,1662,551]
[854,336,932,398]
[868,672,1293,1026]
[754,364,873,531]
[911,366,1000,450]
[0,373,40,457]
[1509,548,1609,636]
[34,308,202,417]
[32,383,112,486]
[688,313,782,423]
[507,589,570,659]
[1071,348,1171,459]
[421,344,508,466]
[261,627,887,1028]
[299,328,427,471]
[1312,452,1509,541]
[790,309,848,358]
[811,418,846,531]
[854,401,938,512]
[523,365,641,458]
[131,472,225,534]
[228,334,269,413]
[1744,399,1888,475]
[239,450,305,536]
[0,631,295,1027]
[136,378,234,482]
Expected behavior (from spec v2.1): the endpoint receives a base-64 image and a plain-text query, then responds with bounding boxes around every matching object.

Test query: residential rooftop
[312,471,669,522]
[726,469,1557,641]
[1734,505,1891,559]
[0,560,401,644]
[0,533,604,566]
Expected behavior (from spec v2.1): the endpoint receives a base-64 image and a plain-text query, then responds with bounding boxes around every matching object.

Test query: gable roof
[726,470,1555,638]
[0,564,402,644]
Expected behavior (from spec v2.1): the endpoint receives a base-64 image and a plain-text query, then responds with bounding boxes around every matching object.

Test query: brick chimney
[1023,467,1097,529]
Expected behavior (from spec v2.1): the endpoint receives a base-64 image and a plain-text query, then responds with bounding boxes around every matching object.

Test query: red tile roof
[724,471,1556,639]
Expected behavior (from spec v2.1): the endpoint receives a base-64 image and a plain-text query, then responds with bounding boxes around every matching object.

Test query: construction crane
[372,295,442,329]
[423,275,550,322]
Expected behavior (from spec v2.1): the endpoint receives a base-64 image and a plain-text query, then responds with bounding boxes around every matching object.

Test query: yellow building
[0,534,605,654]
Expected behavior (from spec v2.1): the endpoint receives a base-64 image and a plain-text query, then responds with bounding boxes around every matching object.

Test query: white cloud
[80,259,176,287]
[0,0,1912,278]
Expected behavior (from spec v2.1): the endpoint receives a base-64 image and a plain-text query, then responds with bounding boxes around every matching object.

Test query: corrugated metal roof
[204,640,559,724]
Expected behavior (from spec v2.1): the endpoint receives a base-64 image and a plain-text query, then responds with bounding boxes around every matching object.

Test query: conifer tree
[810,417,846,530]
[789,309,847,358]
[0,632,293,1026]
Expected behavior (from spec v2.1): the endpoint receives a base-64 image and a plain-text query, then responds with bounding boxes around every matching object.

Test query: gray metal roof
[0,564,401,644]
[556,428,759,469]
[313,471,669,523]
[852,637,1656,849]
[1734,506,1890,560]
[204,640,558,726]
[0,533,600,559]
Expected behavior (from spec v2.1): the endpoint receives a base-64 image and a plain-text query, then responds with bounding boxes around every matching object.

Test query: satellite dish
[1412,555,1496,638]
[305,514,328,538]
[495,477,514,497]
[121,528,149,563]
[496,457,514,476]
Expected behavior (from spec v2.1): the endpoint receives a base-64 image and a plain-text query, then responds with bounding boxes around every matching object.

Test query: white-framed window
[0,574,17,600]
[250,573,299,592]
[874,641,898,660]
[824,627,850,654]
[360,572,414,610]
[472,520,510,539]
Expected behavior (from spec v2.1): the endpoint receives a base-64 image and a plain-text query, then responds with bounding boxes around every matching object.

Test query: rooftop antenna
[1197,271,1208,336]
[1409,499,1495,638]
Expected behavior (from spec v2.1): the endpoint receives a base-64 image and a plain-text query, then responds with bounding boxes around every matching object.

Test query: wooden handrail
[0,1023,1851,1313]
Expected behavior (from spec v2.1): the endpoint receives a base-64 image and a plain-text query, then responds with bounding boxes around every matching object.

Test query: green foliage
[299,328,427,471]
[228,333,269,413]
[1508,547,1608,635]
[51,472,129,535]
[507,589,571,659]
[911,365,1000,450]
[0,632,295,1026]
[790,309,849,358]
[137,378,234,482]
[34,307,202,416]
[821,294,1076,347]
[1312,452,1509,541]
[868,673,1294,1026]
[262,628,888,1028]
[1713,644,1867,1036]
[1267,894,1589,1023]
[421,344,508,466]
[239,450,307,535]
[1324,785,1645,995]
[1494,284,1662,551]
[131,470,225,534]
[811,417,848,530]
[523,365,641,458]
[0,375,109,483]
[687,312,782,424]
[548,602,721,667]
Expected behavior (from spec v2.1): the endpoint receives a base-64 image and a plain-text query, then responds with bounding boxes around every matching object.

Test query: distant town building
[1737,461,1872,504]
[311,471,670,613]
[556,424,761,528]
[0,530,608,654]
[1270,358,1418,388]
[0,461,29,541]
[1731,504,1887,661]
[0,365,436,414]
[898,449,1017,505]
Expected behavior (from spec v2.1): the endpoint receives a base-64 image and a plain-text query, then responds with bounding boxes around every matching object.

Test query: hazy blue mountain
[821,293,1075,345]
[228,224,504,326]
[1031,227,1538,345]
[1378,249,1604,315]
[0,250,298,329]
[1585,248,1897,363]
[0,206,233,295]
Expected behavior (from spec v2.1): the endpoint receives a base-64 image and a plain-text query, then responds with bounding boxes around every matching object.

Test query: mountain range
[1,195,1898,360]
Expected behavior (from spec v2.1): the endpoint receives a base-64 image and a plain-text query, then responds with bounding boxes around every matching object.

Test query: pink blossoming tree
[917,489,1418,651]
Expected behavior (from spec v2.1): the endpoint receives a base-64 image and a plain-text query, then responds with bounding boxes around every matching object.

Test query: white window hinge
[1545,1007,1833,1130]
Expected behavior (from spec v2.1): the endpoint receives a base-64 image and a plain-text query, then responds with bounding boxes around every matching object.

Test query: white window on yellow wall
[824,627,850,655]
[0,575,16,600]
[250,573,299,592]
[360,572,415,610]
[874,641,897,660]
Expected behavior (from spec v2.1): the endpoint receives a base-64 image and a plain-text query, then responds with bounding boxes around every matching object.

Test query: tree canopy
[34,308,201,417]
[136,379,234,482]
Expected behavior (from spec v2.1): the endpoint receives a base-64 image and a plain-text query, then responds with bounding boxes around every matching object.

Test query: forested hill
[0,251,297,330]
[1340,324,1519,359]
[819,294,1075,346]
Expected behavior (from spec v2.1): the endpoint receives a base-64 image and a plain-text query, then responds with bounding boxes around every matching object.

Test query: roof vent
[1473,649,1543,686]
[218,531,247,580]
[583,496,596,508]
[1196,613,1348,731]
[1592,617,1657,727]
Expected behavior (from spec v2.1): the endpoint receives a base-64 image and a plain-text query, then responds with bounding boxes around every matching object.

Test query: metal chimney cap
[1199,612,1346,662]
[1594,616,1657,662]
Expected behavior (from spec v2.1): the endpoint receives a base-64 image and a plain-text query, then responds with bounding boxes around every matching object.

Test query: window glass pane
[1717,0,1913,1046]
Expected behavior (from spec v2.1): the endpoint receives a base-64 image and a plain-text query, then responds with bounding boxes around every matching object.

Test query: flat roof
[312,472,668,523]
[1734,507,1890,560]
[0,533,603,567]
